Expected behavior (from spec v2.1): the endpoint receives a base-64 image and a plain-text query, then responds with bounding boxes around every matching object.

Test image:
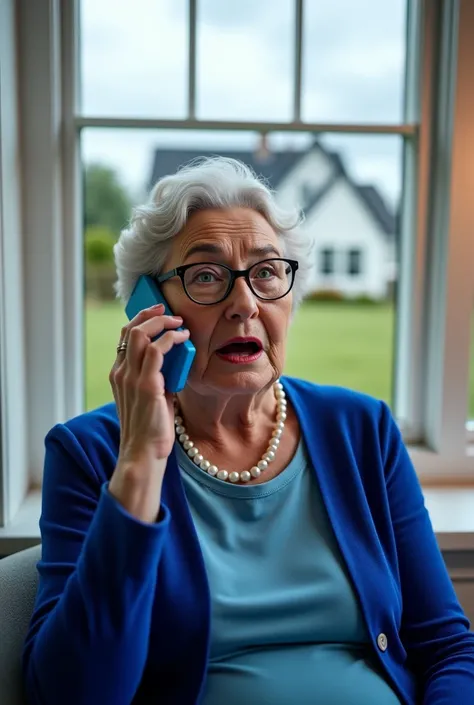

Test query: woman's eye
[255,267,274,279]
[194,270,219,283]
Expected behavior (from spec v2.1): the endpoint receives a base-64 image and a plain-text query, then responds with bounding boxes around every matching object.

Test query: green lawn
[85,300,474,417]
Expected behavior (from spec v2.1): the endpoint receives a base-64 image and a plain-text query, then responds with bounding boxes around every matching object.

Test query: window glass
[196,0,294,121]
[79,0,188,117]
[321,248,335,275]
[82,129,401,409]
[303,0,407,123]
[348,248,363,276]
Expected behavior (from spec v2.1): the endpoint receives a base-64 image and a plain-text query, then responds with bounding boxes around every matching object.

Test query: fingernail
[172,315,183,320]
[153,303,165,309]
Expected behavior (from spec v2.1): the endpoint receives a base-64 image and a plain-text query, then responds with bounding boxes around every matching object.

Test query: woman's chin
[201,364,277,394]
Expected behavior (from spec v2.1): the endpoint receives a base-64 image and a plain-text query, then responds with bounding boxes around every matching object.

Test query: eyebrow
[183,243,281,261]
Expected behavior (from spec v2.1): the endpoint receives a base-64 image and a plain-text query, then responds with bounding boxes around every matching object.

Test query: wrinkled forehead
[165,207,283,268]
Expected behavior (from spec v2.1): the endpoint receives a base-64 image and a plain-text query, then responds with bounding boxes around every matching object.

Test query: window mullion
[393,0,428,440]
[0,0,29,523]
[61,0,84,421]
[424,0,474,455]
[18,0,68,485]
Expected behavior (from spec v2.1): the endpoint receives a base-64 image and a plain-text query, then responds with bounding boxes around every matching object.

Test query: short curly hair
[113,156,314,312]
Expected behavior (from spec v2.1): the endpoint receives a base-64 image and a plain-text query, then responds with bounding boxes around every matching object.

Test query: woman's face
[160,207,293,397]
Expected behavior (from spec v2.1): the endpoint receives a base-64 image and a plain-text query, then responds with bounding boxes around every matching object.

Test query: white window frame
[1,0,474,529]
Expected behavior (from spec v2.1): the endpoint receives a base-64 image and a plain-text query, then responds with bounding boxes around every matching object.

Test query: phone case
[125,275,196,393]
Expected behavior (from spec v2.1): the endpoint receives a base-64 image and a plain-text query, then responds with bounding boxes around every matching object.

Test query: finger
[127,303,165,329]
[139,329,190,386]
[115,305,165,362]
[126,315,184,370]
[134,313,183,337]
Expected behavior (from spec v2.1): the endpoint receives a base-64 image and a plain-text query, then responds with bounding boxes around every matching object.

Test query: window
[348,249,363,276]
[74,0,474,444]
[302,0,407,124]
[82,130,400,409]
[320,248,335,275]
[300,182,314,209]
[3,0,474,530]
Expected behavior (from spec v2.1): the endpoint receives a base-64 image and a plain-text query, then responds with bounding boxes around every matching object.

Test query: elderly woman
[23,157,474,705]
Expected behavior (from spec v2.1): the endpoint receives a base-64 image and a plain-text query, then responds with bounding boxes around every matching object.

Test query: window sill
[1,485,474,556]
[0,490,42,555]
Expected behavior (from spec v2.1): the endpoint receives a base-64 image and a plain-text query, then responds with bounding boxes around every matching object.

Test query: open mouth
[217,341,262,355]
[216,338,263,363]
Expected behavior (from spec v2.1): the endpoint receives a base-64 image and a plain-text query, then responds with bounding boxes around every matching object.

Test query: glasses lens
[249,259,293,300]
[184,263,231,303]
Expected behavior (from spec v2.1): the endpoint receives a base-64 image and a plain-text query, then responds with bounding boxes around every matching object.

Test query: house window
[4,0,474,529]
[320,248,335,275]
[348,249,362,276]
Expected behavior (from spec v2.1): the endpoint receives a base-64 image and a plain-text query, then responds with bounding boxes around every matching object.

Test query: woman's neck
[175,383,278,453]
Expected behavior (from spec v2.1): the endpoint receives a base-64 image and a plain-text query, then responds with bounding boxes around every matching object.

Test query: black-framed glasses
[156,258,299,305]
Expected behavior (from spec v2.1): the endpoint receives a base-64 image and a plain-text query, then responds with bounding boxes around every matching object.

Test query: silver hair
[113,156,314,312]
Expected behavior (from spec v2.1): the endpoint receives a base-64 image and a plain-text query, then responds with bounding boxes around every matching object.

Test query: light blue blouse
[178,439,402,705]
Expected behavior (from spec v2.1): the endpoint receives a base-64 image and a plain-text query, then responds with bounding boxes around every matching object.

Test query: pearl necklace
[174,380,287,483]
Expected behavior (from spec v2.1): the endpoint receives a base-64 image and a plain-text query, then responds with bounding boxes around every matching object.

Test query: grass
[85,300,474,418]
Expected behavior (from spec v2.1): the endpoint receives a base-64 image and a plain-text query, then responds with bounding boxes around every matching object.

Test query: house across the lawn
[148,140,398,301]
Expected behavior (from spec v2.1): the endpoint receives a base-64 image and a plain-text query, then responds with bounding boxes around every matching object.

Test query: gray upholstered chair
[0,544,41,705]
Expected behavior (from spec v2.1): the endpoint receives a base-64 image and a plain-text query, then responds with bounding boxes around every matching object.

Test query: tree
[84,163,132,236]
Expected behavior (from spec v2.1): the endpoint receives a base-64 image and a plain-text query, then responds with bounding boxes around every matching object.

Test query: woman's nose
[224,277,259,320]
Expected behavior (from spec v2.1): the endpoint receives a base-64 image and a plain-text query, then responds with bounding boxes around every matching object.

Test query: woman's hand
[108,303,190,522]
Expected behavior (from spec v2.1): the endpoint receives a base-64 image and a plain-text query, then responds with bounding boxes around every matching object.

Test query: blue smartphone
[125,275,196,393]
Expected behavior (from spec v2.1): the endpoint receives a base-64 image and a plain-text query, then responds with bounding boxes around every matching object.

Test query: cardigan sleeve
[379,401,474,704]
[22,422,171,705]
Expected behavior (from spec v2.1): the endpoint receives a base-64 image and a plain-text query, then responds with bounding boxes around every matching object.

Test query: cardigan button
[377,633,388,652]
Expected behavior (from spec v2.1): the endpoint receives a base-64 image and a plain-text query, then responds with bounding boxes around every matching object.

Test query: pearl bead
[175,387,287,483]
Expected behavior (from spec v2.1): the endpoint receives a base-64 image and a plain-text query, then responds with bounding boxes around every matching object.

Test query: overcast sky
[80,0,407,206]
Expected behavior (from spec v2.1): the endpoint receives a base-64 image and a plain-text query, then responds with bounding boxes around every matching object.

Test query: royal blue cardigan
[23,377,474,705]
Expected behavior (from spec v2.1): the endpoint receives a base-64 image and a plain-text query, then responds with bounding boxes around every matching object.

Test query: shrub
[84,226,116,266]
[304,289,345,303]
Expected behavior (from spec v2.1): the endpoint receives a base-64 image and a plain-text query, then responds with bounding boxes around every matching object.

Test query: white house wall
[302,179,392,299]
[275,149,335,211]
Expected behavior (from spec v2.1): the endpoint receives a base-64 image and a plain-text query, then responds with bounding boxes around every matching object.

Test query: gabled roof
[148,141,396,237]
[355,185,397,236]
[148,148,302,192]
